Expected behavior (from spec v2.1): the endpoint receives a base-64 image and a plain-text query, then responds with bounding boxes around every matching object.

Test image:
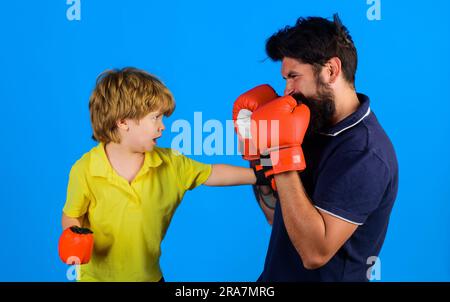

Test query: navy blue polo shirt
[257,93,398,282]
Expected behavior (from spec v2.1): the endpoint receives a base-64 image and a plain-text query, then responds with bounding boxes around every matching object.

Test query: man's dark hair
[266,13,357,86]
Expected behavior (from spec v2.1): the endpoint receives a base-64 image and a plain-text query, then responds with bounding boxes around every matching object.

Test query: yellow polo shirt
[62,143,212,281]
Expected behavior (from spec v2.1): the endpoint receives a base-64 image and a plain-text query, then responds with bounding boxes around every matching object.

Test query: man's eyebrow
[282,71,299,80]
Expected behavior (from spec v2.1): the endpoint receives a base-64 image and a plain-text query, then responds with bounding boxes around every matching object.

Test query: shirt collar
[320,93,371,137]
[90,143,162,178]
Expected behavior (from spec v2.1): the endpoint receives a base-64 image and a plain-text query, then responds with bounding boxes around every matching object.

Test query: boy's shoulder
[70,145,192,176]
[150,146,186,166]
[69,144,104,175]
[151,146,182,158]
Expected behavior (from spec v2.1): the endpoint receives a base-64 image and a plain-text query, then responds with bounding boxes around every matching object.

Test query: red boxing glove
[232,84,278,160]
[251,95,310,175]
[58,226,94,265]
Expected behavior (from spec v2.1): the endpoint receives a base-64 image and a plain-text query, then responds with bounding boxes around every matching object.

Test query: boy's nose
[160,122,165,131]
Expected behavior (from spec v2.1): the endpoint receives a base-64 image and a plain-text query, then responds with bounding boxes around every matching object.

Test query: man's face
[281,57,336,134]
[123,110,165,152]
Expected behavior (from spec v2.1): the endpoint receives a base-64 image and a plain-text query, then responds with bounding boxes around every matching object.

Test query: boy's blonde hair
[89,67,175,144]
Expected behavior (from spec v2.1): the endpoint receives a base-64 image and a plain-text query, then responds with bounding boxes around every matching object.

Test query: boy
[59,67,260,282]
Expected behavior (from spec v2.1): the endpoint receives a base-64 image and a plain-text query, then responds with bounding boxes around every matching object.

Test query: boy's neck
[104,142,145,163]
[104,142,146,183]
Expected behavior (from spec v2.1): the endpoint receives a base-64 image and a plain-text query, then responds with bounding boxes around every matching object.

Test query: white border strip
[315,205,363,226]
[320,107,371,137]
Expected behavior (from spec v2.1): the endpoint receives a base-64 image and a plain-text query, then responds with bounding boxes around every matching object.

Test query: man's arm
[275,171,358,269]
[203,164,256,186]
[257,193,275,225]
[253,185,276,225]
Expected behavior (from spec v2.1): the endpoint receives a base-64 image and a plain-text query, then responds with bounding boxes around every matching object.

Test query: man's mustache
[290,92,311,106]
[289,92,335,134]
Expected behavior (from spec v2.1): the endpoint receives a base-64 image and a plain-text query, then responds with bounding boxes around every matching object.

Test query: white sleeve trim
[315,206,363,226]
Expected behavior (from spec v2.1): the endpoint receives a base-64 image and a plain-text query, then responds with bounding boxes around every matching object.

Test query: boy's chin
[145,141,156,152]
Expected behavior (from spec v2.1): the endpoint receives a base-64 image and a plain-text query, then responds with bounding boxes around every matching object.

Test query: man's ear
[116,119,129,131]
[324,57,342,84]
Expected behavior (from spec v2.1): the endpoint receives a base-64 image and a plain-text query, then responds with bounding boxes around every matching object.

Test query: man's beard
[291,79,336,137]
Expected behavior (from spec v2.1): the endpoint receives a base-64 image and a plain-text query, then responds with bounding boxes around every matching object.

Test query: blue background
[0,0,449,281]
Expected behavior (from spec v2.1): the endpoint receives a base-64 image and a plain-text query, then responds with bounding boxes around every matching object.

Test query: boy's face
[121,110,165,152]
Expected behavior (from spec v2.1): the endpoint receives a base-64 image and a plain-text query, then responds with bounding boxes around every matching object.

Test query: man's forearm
[274,171,328,268]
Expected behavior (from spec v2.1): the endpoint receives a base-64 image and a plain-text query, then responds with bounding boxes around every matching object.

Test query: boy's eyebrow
[155,110,165,117]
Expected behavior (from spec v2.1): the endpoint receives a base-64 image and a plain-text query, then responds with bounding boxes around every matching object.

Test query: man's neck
[332,87,360,125]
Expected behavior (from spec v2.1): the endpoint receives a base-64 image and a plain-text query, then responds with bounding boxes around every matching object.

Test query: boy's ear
[116,119,129,131]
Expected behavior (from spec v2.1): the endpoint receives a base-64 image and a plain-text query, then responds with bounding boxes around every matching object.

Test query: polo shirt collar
[90,143,162,178]
[320,93,371,137]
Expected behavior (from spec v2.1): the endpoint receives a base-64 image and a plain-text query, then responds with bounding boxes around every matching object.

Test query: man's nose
[284,81,294,96]
[284,87,294,96]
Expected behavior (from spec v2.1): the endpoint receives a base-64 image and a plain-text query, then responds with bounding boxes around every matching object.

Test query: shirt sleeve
[172,151,212,191]
[312,150,389,225]
[62,162,91,218]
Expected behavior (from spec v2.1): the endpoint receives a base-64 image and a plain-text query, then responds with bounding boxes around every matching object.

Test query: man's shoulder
[361,112,397,168]
[335,111,394,150]
[328,113,398,175]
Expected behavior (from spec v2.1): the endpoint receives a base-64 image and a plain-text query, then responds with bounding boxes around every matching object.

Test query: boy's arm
[61,213,84,230]
[59,213,94,265]
[203,164,256,186]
